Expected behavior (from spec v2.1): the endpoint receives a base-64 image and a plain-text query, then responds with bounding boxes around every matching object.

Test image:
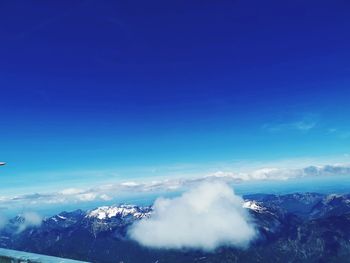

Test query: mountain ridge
[1,192,350,262]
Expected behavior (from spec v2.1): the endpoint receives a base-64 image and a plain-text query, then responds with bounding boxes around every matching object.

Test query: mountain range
[1,193,350,263]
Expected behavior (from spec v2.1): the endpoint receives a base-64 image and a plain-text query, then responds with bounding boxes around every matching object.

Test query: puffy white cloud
[128,182,256,251]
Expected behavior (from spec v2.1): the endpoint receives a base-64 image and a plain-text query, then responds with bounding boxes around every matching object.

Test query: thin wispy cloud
[16,212,42,233]
[263,114,319,133]
[0,214,7,229]
[327,128,350,139]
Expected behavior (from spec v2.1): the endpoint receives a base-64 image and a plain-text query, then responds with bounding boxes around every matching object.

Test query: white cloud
[77,193,97,202]
[327,128,350,139]
[128,182,256,251]
[1,162,350,210]
[60,188,84,195]
[293,119,317,131]
[263,114,318,133]
[208,164,350,181]
[17,211,42,233]
[0,214,7,229]
[100,194,112,201]
[120,181,141,187]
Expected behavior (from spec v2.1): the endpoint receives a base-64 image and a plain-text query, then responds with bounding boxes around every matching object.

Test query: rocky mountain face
[1,193,350,263]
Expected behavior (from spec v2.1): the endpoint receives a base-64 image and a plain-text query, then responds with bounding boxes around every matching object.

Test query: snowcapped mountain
[242,200,265,212]
[87,205,152,220]
[1,193,350,263]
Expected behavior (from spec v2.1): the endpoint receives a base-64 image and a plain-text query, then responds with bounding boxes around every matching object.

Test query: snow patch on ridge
[87,205,151,220]
[243,201,265,212]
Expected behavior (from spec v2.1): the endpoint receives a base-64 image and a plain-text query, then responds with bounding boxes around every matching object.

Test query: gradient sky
[1,0,350,194]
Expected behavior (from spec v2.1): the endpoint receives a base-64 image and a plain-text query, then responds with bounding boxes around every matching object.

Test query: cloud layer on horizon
[1,163,350,209]
[128,181,256,250]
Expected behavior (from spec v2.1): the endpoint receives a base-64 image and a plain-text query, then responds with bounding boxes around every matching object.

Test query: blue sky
[1,1,350,195]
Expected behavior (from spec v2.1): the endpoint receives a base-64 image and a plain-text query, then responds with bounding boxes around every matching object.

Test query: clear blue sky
[1,0,350,193]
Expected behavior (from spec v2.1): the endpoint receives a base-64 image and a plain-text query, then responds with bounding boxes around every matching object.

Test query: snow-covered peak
[48,214,68,223]
[243,200,265,212]
[87,205,151,220]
